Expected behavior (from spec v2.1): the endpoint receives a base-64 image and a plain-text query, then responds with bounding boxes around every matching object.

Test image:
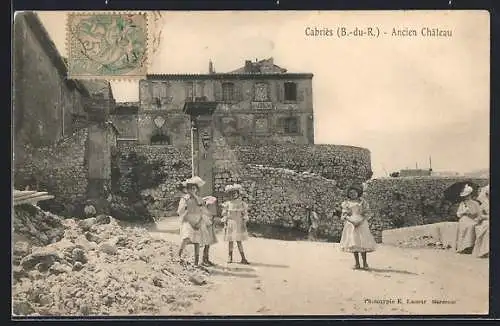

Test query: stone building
[111,58,314,147]
[13,12,91,167]
[13,12,119,206]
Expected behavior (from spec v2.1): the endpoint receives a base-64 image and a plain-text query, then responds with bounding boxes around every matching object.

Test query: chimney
[244,60,252,73]
[208,60,215,74]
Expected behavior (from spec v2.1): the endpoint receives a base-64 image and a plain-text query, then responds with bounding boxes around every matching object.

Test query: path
[150,217,489,315]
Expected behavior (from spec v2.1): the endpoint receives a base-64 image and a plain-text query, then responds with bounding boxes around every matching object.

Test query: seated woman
[456,184,481,254]
[473,185,489,258]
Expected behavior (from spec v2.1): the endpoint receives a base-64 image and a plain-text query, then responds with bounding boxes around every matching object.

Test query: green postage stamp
[67,12,148,79]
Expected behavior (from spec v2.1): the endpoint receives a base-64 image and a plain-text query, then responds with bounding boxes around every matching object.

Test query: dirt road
[151,217,489,316]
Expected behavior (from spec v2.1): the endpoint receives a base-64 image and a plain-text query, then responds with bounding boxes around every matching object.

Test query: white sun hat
[460,184,474,197]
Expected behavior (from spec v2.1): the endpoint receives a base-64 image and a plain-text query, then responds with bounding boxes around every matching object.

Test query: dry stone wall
[116,144,192,217]
[231,144,372,187]
[364,176,489,242]
[239,165,347,241]
[13,128,89,216]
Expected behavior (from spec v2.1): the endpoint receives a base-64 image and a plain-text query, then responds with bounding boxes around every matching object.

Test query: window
[150,131,171,145]
[284,82,297,101]
[185,82,205,101]
[222,82,235,102]
[185,82,194,101]
[152,82,167,108]
[254,83,268,102]
[283,117,299,134]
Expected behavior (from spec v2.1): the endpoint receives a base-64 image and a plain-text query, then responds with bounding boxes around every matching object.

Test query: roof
[228,57,288,74]
[147,73,313,80]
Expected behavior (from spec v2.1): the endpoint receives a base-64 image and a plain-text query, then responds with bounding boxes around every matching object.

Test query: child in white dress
[177,177,206,266]
[221,184,250,264]
[339,185,376,269]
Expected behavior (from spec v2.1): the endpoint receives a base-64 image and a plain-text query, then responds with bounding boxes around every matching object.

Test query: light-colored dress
[199,206,218,246]
[456,199,481,253]
[177,194,203,244]
[472,197,489,257]
[222,199,249,242]
[339,199,376,253]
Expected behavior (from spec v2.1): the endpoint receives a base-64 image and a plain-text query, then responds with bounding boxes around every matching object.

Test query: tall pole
[191,119,195,177]
[191,82,196,177]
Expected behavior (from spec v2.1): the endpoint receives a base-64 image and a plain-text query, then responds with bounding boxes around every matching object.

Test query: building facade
[111,58,314,147]
[13,12,93,167]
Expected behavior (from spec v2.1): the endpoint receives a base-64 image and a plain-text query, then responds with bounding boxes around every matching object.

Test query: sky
[36,11,490,178]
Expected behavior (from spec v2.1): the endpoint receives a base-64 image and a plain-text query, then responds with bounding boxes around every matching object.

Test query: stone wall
[237,165,347,241]
[114,141,371,222]
[364,176,489,242]
[13,13,88,168]
[116,144,192,216]
[212,137,372,193]
[13,128,89,216]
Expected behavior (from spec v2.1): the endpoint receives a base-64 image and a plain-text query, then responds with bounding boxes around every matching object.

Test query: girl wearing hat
[221,184,250,264]
[177,177,206,266]
[456,184,482,254]
[339,185,376,270]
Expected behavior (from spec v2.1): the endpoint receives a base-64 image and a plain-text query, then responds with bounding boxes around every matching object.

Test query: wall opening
[284,82,297,101]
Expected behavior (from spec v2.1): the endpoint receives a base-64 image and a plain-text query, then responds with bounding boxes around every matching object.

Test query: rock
[84,231,101,243]
[99,242,118,255]
[12,300,34,316]
[73,261,84,271]
[95,214,111,225]
[49,262,72,275]
[13,241,31,265]
[21,251,59,270]
[79,218,97,231]
[188,275,206,286]
[13,265,29,280]
[72,248,87,263]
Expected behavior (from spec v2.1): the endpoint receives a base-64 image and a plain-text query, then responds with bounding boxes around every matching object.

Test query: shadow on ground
[367,267,418,275]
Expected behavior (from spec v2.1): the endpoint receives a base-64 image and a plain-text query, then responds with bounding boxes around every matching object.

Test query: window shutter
[276,83,283,102]
[235,83,243,102]
[297,87,304,102]
[185,82,194,101]
[214,82,222,102]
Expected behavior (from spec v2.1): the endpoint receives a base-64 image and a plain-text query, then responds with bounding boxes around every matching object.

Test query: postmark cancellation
[67,12,148,80]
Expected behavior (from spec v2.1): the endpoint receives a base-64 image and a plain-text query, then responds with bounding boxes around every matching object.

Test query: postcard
[12,10,489,316]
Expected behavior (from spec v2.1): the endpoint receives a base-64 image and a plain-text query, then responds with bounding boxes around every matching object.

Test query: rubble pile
[12,205,208,316]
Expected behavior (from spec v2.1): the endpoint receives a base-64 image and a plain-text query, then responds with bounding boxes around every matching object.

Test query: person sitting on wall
[472,185,489,258]
[177,177,206,266]
[455,184,482,254]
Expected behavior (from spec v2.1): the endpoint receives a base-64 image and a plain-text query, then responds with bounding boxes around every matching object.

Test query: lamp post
[191,82,196,177]
[191,119,195,177]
